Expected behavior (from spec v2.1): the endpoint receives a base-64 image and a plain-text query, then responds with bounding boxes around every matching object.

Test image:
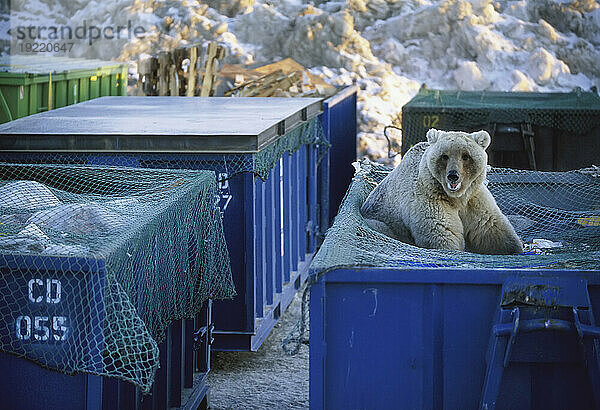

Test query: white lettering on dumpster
[15,315,68,341]
[28,279,44,303]
[28,278,61,303]
[18,278,68,342]
[216,172,233,212]
[46,279,61,304]
[218,174,229,190]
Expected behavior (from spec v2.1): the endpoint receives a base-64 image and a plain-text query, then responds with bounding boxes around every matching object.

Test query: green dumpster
[0,55,127,123]
[401,87,600,171]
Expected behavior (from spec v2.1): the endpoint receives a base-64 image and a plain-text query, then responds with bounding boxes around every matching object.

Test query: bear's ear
[470,130,491,150]
[426,128,440,144]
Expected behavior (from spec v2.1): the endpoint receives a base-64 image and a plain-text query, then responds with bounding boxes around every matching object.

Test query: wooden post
[200,43,217,97]
[143,57,157,96]
[186,46,198,97]
[158,51,169,96]
[137,56,152,96]
[169,60,178,96]
[174,48,186,96]
[200,42,225,97]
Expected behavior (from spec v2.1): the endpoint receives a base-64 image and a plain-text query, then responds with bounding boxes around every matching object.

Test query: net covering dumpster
[311,160,600,273]
[401,88,600,170]
[0,95,326,351]
[0,163,235,392]
[309,161,600,409]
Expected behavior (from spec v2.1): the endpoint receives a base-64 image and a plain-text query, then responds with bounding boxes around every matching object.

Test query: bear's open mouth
[447,181,461,192]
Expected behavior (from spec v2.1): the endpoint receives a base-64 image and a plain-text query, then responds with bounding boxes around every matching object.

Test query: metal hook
[383,125,402,159]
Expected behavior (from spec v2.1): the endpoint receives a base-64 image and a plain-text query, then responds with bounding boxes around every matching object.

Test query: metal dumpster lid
[403,87,600,110]
[0,96,323,153]
[0,55,125,74]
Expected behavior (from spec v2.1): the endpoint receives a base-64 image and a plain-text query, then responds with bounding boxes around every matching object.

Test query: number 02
[422,115,440,128]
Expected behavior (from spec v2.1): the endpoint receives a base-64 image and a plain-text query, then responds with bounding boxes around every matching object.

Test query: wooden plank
[240,70,285,97]
[186,46,198,97]
[137,56,152,96]
[254,58,305,75]
[253,57,335,92]
[169,63,178,96]
[200,42,225,97]
[255,74,293,97]
[251,71,299,97]
[158,51,170,96]
[224,66,309,97]
[220,64,261,83]
[148,57,158,96]
[200,43,217,97]
[224,72,273,97]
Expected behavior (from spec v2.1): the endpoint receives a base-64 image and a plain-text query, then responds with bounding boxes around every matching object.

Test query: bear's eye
[441,154,449,161]
[462,153,471,161]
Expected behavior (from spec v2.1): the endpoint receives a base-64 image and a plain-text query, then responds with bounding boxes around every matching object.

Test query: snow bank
[4,0,600,163]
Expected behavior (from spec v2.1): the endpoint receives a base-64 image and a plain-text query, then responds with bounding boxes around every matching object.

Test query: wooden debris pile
[224,70,303,97]
[137,41,225,97]
[137,45,336,98]
[222,58,336,98]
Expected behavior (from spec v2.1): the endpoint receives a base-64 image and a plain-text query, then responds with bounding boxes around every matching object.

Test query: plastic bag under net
[0,117,327,183]
[0,163,235,392]
[310,159,600,276]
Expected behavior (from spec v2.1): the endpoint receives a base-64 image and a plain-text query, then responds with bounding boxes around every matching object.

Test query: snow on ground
[4,0,600,164]
[206,285,310,409]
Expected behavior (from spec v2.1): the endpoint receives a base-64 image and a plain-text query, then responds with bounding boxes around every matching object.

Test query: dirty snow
[206,285,310,409]
[4,0,600,164]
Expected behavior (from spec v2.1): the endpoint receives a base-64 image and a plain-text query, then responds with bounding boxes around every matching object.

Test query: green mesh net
[0,116,327,184]
[254,116,328,180]
[401,88,600,153]
[310,159,600,275]
[0,163,235,392]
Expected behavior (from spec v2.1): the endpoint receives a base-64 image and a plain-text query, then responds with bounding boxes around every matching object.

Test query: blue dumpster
[0,303,213,410]
[309,161,600,409]
[0,163,234,409]
[0,95,326,352]
[318,85,358,233]
[310,268,600,409]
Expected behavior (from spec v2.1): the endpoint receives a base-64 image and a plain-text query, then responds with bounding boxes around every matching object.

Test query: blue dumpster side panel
[0,255,105,410]
[0,352,100,410]
[322,86,357,226]
[310,268,600,410]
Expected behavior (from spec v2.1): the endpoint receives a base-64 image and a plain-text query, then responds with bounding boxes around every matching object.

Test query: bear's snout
[446,169,462,192]
[447,170,459,182]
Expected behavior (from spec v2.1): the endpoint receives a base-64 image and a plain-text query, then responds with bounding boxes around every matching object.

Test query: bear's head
[424,128,490,198]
